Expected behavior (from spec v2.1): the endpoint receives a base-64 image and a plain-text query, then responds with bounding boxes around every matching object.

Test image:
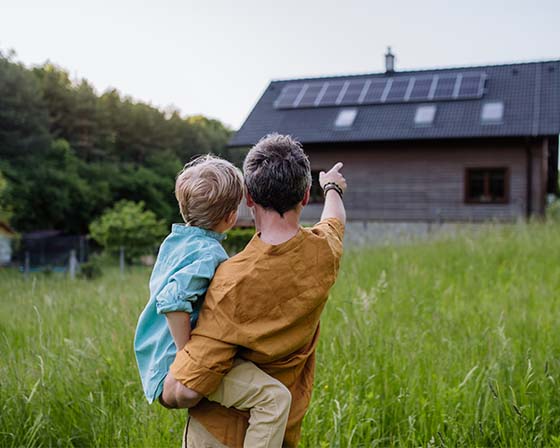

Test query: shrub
[223,227,255,255]
[89,200,166,260]
[78,255,104,280]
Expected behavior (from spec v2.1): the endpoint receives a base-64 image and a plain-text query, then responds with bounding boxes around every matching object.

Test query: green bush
[89,200,166,260]
[223,227,255,254]
[78,255,104,280]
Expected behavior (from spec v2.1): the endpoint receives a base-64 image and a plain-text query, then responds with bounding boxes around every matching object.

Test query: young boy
[134,155,291,448]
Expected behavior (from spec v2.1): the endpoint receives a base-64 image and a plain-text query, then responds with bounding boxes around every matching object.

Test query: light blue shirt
[134,224,228,403]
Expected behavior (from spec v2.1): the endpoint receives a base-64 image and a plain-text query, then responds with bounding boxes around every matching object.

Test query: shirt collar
[171,224,226,242]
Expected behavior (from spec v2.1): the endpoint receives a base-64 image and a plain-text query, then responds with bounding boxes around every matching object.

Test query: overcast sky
[1,0,559,129]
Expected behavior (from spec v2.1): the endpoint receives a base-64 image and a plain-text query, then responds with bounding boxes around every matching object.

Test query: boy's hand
[319,162,347,193]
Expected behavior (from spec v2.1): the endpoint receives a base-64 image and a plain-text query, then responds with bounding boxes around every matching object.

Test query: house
[0,222,16,266]
[230,50,560,233]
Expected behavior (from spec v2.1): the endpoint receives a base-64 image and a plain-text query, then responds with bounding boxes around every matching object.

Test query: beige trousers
[183,360,291,448]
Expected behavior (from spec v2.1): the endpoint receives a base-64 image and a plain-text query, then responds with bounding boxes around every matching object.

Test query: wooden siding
[531,138,548,215]
[302,139,547,222]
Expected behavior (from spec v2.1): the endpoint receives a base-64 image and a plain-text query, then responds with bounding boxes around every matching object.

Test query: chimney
[385,46,395,73]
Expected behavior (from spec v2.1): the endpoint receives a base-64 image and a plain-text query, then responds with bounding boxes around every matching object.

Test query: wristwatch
[322,182,343,197]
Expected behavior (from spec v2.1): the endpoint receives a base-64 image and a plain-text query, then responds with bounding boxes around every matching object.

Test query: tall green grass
[1,223,560,447]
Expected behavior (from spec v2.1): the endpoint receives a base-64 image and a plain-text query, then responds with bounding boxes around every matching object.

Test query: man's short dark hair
[243,134,312,216]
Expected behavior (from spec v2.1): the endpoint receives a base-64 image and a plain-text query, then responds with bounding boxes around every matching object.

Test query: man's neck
[254,206,301,245]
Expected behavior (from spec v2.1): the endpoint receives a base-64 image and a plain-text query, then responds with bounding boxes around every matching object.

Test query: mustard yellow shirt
[170,218,344,447]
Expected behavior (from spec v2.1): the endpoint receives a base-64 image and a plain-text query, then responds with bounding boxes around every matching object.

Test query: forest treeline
[0,50,245,234]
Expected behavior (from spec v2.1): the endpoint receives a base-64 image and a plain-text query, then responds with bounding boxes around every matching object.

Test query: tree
[5,139,97,233]
[89,200,166,259]
[0,50,234,234]
[181,115,232,160]
[0,170,12,222]
[0,51,50,160]
[32,63,77,142]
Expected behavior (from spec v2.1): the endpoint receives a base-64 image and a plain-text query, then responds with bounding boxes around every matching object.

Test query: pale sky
[1,0,559,129]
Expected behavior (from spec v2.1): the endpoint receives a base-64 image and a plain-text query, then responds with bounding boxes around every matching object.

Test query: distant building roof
[230,60,560,147]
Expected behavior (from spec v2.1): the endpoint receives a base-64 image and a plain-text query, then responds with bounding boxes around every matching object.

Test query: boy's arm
[319,162,347,224]
[155,254,215,316]
[165,312,191,350]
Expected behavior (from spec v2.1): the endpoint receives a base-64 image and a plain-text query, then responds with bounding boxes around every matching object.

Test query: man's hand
[161,373,202,409]
[319,162,347,224]
[319,162,347,193]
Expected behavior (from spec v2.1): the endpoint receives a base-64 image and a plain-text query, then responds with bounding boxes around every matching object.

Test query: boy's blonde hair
[175,155,244,230]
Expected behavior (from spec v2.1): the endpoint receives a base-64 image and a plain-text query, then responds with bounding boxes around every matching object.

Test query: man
[170,133,347,447]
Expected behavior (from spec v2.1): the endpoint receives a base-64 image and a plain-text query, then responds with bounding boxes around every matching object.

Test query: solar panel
[296,83,323,107]
[433,76,457,100]
[317,82,345,106]
[274,72,486,109]
[458,73,485,98]
[362,79,386,103]
[408,77,433,101]
[275,84,303,108]
[385,78,410,102]
[339,80,367,105]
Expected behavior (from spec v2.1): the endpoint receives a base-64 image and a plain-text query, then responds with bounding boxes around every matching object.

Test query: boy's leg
[208,360,292,448]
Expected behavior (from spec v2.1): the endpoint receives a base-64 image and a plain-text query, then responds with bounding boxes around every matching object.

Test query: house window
[334,108,357,129]
[465,168,509,204]
[414,105,436,126]
[310,170,324,203]
[481,101,504,123]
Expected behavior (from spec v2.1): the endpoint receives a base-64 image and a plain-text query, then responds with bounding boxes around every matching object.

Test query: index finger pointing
[330,162,343,172]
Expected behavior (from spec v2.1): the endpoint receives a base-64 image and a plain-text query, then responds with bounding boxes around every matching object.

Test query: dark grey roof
[230,60,560,147]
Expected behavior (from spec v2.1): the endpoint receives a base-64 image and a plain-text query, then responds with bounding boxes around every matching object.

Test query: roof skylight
[481,101,504,123]
[334,108,357,129]
[414,105,436,126]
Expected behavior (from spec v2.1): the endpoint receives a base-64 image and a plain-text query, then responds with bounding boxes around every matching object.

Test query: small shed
[230,52,560,227]
[0,222,16,266]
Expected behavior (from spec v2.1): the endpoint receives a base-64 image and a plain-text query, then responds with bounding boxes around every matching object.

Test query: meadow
[1,222,560,447]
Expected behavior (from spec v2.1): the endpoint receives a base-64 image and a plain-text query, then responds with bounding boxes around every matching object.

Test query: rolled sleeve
[170,347,224,395]
[170,331,237,396]
[155,282,195,314]
[155,255,218,315]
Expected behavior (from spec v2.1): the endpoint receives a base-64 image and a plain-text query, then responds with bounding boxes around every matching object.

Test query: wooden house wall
[301,138,547,223]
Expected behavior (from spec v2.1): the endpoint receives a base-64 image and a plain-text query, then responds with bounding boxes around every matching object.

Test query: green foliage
[1,223,560,446]
[223,227,255,254]
[78,255,104,280]
[89,200,166,259]
[0,50,234,233]
[183,115,232,157]
[0,50,50,160]
[0,170,12,222]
